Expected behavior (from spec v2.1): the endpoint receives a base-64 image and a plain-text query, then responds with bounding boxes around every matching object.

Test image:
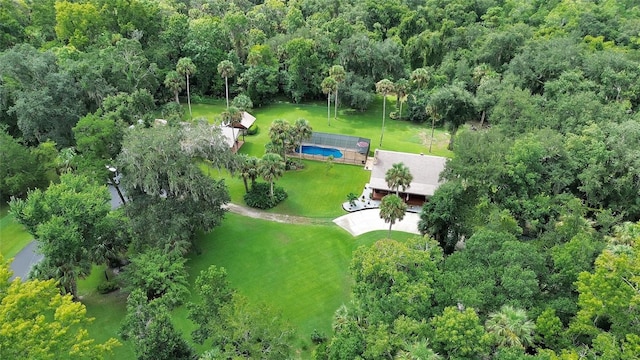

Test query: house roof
[237,111,256,129]
[369,150,447,196]
[219,126,238,148]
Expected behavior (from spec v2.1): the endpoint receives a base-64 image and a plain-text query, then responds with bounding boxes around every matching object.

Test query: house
[369,149,447,205]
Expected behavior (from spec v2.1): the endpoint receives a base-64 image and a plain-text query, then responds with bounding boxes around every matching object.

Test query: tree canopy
[3,0,640,358]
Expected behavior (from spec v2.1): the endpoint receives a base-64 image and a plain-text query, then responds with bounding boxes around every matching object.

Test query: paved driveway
[9,240,43,281]
[333,209,421,236]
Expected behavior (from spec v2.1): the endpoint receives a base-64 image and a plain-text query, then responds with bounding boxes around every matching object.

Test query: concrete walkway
[333,209,421,237]
[226,203,421,237]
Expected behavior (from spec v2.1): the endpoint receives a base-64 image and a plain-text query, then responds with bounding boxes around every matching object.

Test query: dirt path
[223,203,332,225]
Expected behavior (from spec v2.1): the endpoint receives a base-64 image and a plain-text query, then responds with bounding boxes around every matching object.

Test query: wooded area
[1,0,640,359]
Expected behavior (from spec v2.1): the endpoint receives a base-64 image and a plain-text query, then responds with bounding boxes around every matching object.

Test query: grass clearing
[185,214,415,354]
[78,215,416,359]
[207,160,370,218]
[186,98,453,158]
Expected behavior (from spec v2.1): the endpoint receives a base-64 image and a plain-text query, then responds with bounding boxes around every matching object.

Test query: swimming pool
[300,145,344,158]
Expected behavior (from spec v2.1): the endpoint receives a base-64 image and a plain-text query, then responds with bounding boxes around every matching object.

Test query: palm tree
[222,106,242,150]
[485,305,536,349]
[164,70,184,104]
[217,60,236,109]
[376,79,395,147]
[426,104,439,153]
[410,67,430,90]
[395,78,409,121]
[258,153,285,198]
[379,194,407,239]
[176,57,196,119]
[321,76,337,126]
[238,154,259,193]
[292,118,312,159]
[268,119,293,162]
[332,304,350,333]
[329,65,346,119]
[396,339,443,360]
[385,162,413,196]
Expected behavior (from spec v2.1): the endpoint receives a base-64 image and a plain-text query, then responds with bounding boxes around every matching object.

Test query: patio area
[341,183,423,213]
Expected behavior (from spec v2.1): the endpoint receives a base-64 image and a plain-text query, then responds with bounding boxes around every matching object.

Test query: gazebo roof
[235,111,256,129]
[369,150,447,196]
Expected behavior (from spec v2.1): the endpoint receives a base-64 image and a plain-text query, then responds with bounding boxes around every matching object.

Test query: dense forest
[1,0,640,359]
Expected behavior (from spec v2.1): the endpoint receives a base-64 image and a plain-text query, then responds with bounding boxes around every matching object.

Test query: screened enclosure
[294,132,371,165]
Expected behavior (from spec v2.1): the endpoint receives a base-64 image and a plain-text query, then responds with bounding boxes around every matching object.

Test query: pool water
[299,145,344,158]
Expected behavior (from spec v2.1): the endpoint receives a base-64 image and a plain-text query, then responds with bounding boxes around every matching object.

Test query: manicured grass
[78,215,417,359]
[207,160,371,218]
[78,266,134,359]
[185,214,416,353]
[268,161,370,218]
[185,98,453,158]
[0,210,33,260]
[195,97,451,218]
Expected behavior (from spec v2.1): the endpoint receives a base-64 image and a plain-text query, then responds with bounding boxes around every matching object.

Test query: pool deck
[292,145,367,165]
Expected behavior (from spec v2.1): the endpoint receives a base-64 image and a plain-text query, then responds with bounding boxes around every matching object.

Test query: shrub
[311,329,327,344]
[160,102,185,124]
[286,158,305,170]
[246,124,259,135]
[244,182,288,209]
[97,280,120,294]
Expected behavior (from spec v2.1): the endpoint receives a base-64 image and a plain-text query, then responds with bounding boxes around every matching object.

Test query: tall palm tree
[164,70,184,104]
[268,119,293,162]
[217,60,236,109]
[329,65,346,119]
[395,78,409,121]
[410,67,430,90]
[425,104,439,153]
[238,154,259,193]
[485,305,536,349]
[222,106,242,150]
[321,77,337,126]
[177,57,196,119]
[258,153,285,198]
[385,162,413,196]
[376,79,395,147]
[379,194,407,239]
[292,118,313,159]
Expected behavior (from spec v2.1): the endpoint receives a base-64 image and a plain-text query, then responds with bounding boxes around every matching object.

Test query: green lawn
[207,160,371,219]
[78,266,134,359]
[187,98,453,158]
[0,204,33,260]
[79,214,416,359]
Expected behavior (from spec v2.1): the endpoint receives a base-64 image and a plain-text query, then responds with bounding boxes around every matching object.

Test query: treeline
[3,0,640,195]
